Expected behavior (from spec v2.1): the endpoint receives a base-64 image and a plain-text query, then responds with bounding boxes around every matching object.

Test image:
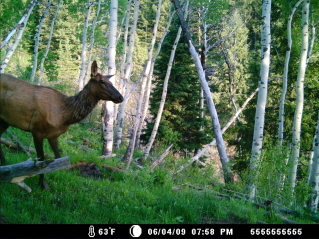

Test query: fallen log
[0,156,71,192]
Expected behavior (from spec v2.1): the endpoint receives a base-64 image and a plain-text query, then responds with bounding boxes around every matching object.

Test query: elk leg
[0,119,9,165]
[48,137,61,158]
[32,133,49,190]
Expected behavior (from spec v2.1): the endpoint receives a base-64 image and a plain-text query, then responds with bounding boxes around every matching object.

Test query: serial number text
[250,228,302,236]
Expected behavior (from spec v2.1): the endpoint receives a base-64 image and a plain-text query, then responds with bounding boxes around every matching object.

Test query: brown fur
[0,61,123,189]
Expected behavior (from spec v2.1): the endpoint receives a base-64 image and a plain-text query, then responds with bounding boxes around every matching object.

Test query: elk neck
[63,81,99,124]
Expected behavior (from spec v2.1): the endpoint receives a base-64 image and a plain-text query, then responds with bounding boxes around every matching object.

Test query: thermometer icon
[88,225,95,237]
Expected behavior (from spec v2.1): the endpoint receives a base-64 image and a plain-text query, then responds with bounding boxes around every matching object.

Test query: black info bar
[0,224,316,238]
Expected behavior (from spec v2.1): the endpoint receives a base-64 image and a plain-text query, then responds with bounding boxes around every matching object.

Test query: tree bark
[288,0,309,194]
[102,0,118,156]
[171,0,233,183]
[278,0,303,145]
[0,0,38,73]
[248,0,272,199]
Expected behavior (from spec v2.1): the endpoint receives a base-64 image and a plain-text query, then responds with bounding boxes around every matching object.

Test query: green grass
[0,119,316,224]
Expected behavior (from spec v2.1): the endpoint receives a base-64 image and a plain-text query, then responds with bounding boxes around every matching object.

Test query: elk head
[90,60,123,104]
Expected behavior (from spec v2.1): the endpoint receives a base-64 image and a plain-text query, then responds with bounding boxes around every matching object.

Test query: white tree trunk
[0,0,37,49]
[0,0,38,73]
[84,0,102,83]
[288,0,309,194]
[142,3,186,161]
[190,41,234,183]
[102,0,118,156]
[308,111,319,213]
[172,0,233,183]
[38,0,63,85]
[115,0,140,150]
[30,0,52,84]
[118,0,132,97]
[135,0,163,149]
[138,6,174,150]
[113,0,132,129]
[78,0,92,91]
[176,87,259,174]
[278,0,303,145]
[123,0,161,164]
[248,0,272,199]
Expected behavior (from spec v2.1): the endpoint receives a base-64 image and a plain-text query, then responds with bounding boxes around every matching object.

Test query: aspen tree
[138,5,174,151]
[288,0,310,194]
[142,2,187,161]
[278,0,303,145]
[123,0,163,168]
[84,0,102,83]
[134,0,163,149]
[38,0,63,85]
[115,0,140,149]
[248,0,271,199]
[0,0,38,73]
[30,0,52,84]
[78,0,93,91]
[102,0,118,156]
[307,111,319,213]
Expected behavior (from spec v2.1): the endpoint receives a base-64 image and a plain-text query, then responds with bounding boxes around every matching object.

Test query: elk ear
[91,60,98,77]
[106,75,114,79]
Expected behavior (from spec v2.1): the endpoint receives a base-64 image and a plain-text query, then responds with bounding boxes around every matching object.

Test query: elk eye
[99,80,105,84]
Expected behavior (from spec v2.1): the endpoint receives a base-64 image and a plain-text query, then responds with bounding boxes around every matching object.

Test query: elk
[0,61,123,189]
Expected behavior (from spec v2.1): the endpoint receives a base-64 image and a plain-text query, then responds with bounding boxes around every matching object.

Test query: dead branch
[150,144,173,171]
[6,130,31,156]
[0,137,52,158]
[0,156,70,192]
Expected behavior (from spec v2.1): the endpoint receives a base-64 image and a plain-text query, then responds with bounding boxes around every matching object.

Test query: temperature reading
[88,225,95,238]
[99,227,116,236]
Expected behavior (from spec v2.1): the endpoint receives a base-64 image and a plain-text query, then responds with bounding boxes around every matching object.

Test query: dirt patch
[70,162,103,179]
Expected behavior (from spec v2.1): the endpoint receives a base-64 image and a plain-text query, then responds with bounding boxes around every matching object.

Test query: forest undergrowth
[0,112,317,224]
